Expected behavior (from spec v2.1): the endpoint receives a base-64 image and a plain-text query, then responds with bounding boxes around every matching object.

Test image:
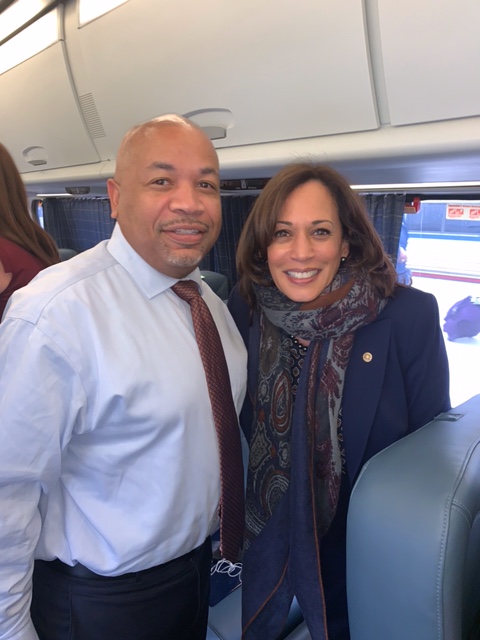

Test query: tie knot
[172,280,200,304]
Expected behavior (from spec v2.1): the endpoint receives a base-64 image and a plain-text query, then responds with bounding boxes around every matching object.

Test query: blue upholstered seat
[347,394,480,640]
[58,248,78,261]
[200,270,229,301]
[207,392,480,640]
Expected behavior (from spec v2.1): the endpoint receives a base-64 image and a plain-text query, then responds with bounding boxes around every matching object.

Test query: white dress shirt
[0,224,247,640]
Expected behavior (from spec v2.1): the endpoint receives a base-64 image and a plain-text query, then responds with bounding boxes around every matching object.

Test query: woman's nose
[290,233,314,260]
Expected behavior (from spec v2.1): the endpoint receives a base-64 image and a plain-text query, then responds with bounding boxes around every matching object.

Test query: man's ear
[107,178,120,220]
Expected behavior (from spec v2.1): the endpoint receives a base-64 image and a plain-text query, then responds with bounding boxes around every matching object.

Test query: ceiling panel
[378,0,480,125]
[0,41,100,172]
[71,0,379,157]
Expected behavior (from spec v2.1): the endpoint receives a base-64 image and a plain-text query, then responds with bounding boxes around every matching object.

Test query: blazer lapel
[342,317,392,485]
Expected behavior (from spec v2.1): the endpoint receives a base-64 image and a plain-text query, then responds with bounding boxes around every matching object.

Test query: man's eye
[153,178,170,186]
[198,181,217,190]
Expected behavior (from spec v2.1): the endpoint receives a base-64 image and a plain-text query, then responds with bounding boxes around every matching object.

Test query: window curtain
[42,193,405,286]
[361,193,406,263]
[43,198,114,252]
[200,195,257,291]
[206,193,406,292]
[42,195,256,291]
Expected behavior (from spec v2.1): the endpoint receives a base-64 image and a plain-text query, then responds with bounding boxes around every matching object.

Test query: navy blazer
[228,284,450,637]
[228,284,451,487]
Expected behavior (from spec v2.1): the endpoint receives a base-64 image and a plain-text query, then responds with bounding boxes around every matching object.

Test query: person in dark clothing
[228,163,450,640]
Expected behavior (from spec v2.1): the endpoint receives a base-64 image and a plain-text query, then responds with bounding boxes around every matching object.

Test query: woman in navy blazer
[227,163,450,640]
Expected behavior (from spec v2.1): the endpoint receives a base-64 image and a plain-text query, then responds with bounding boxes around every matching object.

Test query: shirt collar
[106,223,204,299]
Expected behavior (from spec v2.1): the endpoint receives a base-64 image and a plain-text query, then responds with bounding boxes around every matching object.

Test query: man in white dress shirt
[0,115,247,640]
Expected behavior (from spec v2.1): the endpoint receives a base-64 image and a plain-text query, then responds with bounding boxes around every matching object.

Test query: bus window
[404,200,480,406]
[31,199,44,227]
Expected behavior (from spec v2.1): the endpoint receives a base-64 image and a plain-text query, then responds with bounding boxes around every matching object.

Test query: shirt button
[363,352,373,363]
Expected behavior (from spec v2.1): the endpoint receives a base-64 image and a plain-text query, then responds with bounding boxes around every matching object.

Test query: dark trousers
[31,538,212,640]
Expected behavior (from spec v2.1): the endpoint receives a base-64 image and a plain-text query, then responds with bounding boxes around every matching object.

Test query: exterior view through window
[404,200,480,407]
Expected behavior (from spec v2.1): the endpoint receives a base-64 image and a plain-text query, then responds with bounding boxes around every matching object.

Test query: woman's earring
[340,256,346,264]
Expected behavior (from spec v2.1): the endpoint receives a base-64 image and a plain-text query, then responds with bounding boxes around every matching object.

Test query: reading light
[23,146,48,167]
[184,108,234,142]
[202,126,227,141]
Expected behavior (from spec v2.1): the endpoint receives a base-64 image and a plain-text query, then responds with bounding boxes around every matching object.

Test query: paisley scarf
[242,268,386,639]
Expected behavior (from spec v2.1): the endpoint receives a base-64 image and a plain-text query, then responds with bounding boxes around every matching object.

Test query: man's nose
[169,183,203,214]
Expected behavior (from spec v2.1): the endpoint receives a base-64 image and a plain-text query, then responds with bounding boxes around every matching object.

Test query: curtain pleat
[217,196,257,290]
[200,195,257,291]
[361,193,406,262]
[43,198,114,252]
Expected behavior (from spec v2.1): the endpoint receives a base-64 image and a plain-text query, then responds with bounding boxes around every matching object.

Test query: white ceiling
[1,0,479,196]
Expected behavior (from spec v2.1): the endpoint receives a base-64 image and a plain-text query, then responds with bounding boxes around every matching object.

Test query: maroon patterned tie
[172,280,244,562]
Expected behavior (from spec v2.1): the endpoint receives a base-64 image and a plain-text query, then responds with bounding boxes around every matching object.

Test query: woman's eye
[273,229,290,238]
[313,227,330,236]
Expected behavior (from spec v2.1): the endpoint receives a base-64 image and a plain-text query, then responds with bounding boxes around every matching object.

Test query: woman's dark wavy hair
[236,162,398,308]
[0,143,59,267]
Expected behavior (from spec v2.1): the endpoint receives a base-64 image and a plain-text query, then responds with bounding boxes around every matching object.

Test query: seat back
[347,394,480,640]
[58,248,78,261]
[200,270,229,301]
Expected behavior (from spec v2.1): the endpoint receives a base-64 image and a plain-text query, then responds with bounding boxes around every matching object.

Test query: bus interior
[1,0,480,638]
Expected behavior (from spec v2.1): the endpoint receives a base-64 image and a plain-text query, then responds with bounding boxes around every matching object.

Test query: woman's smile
[267,180,348,303]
